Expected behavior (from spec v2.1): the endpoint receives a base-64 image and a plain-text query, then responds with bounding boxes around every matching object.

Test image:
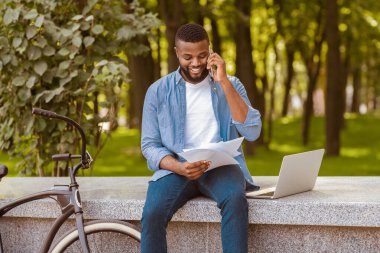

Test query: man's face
[175,39,209,84]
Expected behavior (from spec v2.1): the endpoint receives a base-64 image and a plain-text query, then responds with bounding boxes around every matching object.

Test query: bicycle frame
[0,163,90,253]
[0,108,95,253]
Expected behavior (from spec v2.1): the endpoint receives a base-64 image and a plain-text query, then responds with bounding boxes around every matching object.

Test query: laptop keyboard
[246,186,276,197]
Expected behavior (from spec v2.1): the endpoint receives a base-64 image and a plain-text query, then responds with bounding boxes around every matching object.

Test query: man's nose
[191,58,200,66]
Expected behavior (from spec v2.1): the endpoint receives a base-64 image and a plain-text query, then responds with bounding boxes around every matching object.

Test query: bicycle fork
[70,184,90,253]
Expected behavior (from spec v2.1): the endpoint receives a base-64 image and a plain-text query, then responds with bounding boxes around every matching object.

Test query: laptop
[246,149,325,199]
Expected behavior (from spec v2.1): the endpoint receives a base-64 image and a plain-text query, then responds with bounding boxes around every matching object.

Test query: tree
[157,0,184,73]
[206,0,222,54]
[234,0,265,154]
[0,0,158,175]
[125,0,160,129]
[340,0,380,113]
[253,0,283,147]
[127,36,156,129]
[325,0,344,155]
[350,66,361,113]
[295,0,325,145]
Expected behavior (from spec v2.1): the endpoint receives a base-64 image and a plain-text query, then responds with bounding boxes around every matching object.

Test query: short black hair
[175,23,209,46]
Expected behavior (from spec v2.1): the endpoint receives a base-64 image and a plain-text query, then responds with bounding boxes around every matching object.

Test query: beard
[180,65,209,84]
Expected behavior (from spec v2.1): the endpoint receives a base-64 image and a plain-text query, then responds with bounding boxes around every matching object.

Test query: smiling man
[140,23,262,253]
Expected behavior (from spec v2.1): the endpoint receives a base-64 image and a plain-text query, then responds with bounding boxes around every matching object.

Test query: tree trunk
[273,0,294,118]
[300,4,324,146]
[350,66,360,113]
[365,52,371,110]
[234,0,264,155]
[206,0,221,54]
[210,18,222,54]
[300,56,323,146]
[186,0,203,25]
[301,66,320,145]
[373,92,377,110]
[325,0,343,156]
[267,78,275,148]
[158,0,184,73]
[154,28,162,80]
[267,44,279,147]
[94,92,100,146]
[127,36,155,129]
[281,48,294,117]
[340,42,351,128]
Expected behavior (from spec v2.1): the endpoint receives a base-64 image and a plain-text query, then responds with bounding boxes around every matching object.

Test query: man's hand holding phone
[207,47,228,83]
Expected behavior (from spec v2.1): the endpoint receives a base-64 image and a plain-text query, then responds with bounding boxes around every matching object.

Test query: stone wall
[1,177,379,252]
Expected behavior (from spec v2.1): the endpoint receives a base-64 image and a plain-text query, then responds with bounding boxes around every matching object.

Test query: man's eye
[184,57,191,60]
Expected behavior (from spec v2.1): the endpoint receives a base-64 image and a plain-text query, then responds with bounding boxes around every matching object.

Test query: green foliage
[0,0,159,175]
[2,113,380,177]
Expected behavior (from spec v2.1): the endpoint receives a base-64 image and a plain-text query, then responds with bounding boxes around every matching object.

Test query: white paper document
[177,137,244,171]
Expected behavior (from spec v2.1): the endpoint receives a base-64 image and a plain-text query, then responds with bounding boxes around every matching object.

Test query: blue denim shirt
[141,69,262,185]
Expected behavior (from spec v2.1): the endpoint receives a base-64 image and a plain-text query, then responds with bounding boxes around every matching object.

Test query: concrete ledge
[1,176,380,252]
[1,177,379,226]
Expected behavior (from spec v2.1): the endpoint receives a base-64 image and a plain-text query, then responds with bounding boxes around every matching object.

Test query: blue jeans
[141,165,248,253]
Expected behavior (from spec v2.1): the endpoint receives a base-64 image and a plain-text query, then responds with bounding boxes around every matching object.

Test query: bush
[0,0,159,175]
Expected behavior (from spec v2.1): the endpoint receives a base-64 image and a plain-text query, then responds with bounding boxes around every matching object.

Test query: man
[140,23,261,253]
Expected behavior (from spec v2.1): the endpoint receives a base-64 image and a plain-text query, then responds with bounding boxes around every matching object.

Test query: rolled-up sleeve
[141,85,173,171]
[230,77,262,141]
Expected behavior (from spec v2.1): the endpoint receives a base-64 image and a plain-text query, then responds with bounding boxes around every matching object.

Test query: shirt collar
[175,67,184,85]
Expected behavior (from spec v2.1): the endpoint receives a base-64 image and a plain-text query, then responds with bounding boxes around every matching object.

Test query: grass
[1,113,379,177]
[247,113,380,176]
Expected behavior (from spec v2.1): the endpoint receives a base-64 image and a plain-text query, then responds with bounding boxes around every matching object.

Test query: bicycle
[0,108,141,253]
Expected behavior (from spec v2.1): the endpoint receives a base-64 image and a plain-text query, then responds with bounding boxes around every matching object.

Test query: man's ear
[174,46,179,58]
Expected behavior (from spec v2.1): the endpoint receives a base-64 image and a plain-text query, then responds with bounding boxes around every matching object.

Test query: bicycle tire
[49,220,141,253]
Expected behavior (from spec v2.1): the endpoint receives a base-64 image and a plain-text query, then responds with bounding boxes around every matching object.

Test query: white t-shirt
[184,76,220,149]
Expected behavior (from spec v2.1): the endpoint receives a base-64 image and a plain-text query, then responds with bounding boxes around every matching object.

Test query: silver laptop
[246,149,325,199]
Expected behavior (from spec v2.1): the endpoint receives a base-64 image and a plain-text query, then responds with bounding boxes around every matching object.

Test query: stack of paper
[177,137,244,171]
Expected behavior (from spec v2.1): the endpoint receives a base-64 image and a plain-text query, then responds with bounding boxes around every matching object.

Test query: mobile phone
[209,47,217,77]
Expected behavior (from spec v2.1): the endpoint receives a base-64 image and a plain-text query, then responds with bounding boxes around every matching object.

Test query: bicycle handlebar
[32,108,91,169]
[32,108,58,119]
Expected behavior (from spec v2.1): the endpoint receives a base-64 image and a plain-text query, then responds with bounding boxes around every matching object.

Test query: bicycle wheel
[50,220,141,253]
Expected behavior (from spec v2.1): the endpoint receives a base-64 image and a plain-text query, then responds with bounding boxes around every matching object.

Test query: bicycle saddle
[0,164,8,181]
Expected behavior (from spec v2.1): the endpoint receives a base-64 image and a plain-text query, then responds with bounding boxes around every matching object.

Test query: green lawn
[1,113,379,177]
[247,113,380,176]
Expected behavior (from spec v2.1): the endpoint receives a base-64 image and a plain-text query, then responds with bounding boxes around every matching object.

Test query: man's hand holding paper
[178,137,244,171]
